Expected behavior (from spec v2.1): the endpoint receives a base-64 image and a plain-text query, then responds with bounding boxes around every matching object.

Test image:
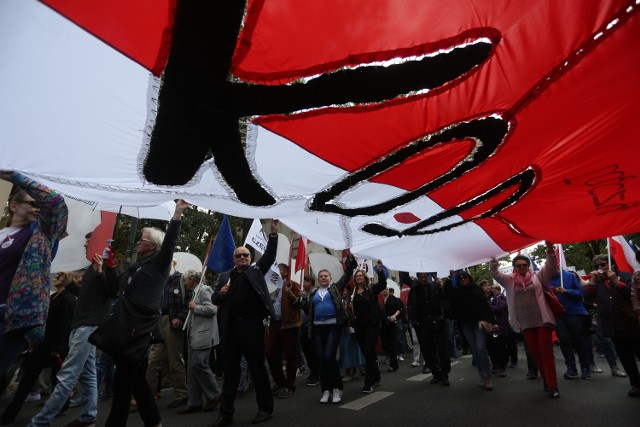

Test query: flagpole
[607,237,612,269]
[558,244,564,288]
[287,232,295,275]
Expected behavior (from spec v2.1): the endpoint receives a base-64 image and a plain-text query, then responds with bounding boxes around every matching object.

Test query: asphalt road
[2,346,638,427]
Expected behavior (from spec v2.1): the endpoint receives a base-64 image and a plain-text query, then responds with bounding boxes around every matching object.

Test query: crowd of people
[1,172,640,426]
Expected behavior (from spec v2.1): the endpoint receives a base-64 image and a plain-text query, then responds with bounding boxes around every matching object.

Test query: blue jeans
[461,322,491,378]
[96,351,115,397]
[593,333,619,368]
[29,326,98,427]
[555,314,590,370]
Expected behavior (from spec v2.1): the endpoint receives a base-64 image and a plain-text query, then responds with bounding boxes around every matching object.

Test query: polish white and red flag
[608,236,640,273]
[1,1,639,271]
[294,236,309,274]
[555,244,568,271]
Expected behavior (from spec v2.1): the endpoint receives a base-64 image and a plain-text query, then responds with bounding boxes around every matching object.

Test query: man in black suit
[211,220,279,426]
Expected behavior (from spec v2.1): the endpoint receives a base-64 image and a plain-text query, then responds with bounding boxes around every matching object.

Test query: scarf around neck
[513,270,533,288]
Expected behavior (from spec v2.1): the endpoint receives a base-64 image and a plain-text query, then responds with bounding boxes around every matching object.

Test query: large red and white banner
[1,1,639,271]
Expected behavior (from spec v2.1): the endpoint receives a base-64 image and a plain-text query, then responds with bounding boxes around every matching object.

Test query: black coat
[589,271,639,340]
[213,234,277,339]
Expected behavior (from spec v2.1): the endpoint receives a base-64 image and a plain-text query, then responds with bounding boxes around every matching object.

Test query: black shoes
[549,388,560,399]
[251,411,272,424]
[204,395,222,412]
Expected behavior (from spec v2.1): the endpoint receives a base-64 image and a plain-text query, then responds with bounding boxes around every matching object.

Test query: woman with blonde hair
[350,264,387,394]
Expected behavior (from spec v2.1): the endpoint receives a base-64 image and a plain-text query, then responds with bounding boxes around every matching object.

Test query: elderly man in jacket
[211,220,279,426]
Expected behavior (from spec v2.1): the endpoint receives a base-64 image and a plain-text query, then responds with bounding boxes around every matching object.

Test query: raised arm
[535,242,558,285]
[335,253,357,294]
[371,262,388,296]
[256,220,279,275]
[489,258,512,288]
[3,171,68,241]
[152,200,189,274]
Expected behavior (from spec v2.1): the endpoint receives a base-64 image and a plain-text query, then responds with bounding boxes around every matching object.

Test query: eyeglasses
[138,237,153,243]
[234,253,250,259]
[597,262,608,267]
[514,263,529,268]
[20,200,40,208]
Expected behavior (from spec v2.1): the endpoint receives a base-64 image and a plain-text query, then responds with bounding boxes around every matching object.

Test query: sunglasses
[234,253,250,259]
[20,200,40,208]
[597,262,608,267]
[514,263,529,268]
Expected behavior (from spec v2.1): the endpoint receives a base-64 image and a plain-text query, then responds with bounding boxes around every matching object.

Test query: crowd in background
[2,172,640,427]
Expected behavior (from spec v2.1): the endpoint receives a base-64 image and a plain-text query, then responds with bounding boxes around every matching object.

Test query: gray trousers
[187,347,221,406]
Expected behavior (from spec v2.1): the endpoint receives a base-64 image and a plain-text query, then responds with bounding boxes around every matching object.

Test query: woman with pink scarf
[490,242,559,398]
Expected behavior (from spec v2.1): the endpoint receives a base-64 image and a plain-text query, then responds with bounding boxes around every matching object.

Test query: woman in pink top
[490,242,559,398]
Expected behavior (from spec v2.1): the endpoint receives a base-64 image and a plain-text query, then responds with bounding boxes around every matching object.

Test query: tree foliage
[529,233,640,272]
[111,206,246,266]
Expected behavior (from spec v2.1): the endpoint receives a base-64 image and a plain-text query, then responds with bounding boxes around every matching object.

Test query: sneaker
[319,390,330,403]
[581,368,592,380]
[483,377,493,391]
[548,388,560,399]
[342,374,353,382]
[398,356,405,362]
[410,361,420,367]
[590,364,603,373]
[387,367,397,372]
[306,377,320,386]
[563,367,579,379]
[526,372,539,379]
[278,388,295,399]
[429,376,441,384]
[373,380,382,388]
[498,369,506,377]
[331,388,342,403]
[362,385,374,394]
[25,392,41,402]
[612,368,627,377]
[296,367,305,377]
[63,420,97,427]
[422,366,431,374]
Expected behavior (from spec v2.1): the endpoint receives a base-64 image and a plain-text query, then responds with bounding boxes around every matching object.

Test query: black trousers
[299,325,318,378]
[354,323,381,387]
[1,346,68,424]
[415,318,450,378]
[219,317,272,421]
[613,339,640,387]
[106,358,160,427]
[381,322,399,370]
